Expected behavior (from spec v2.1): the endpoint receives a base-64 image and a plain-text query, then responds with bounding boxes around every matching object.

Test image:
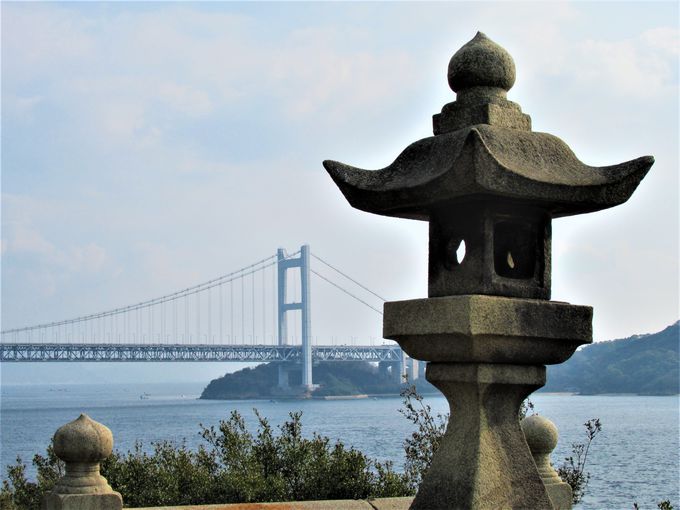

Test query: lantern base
[383,295,591,509]
[414,362,552,509]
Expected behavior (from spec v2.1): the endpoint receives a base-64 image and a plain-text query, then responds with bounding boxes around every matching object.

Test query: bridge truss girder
[0,343,403,363]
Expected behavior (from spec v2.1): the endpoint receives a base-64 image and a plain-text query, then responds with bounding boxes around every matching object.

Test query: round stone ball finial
[521,414,558,454]
[44,414,123,507]
[448,32,516,93]
[521,414,574,508]
[53,413,114,464]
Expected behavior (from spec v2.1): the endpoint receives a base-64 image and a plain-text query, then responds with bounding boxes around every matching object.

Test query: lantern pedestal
[384,295,591,509]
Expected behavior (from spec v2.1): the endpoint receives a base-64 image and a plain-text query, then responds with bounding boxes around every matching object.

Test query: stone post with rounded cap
[42,414,123,510]
[522,414,573,510]
[324,31,652,509]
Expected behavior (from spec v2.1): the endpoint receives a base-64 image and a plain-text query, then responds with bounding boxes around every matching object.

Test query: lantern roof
[323,32,653,222]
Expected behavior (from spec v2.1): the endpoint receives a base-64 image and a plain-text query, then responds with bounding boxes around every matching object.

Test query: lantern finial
[448,32,516,94]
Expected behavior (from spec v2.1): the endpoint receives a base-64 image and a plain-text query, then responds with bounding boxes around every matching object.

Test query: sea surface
[1,383,677,509]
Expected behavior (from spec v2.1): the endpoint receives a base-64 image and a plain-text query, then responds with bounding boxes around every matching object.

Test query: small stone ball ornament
[52,414,115,495]
[448,31,516,92]
[522,415,574,509]
[53,413,113,465]
[521,414,565,486]
[522,414,559,455]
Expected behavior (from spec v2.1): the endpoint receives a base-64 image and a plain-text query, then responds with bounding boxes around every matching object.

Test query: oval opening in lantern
[507,251,515,269]
[456,240,466,264]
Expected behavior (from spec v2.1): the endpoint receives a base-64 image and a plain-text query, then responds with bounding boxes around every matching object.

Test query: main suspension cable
[311,252,386,301]
[310,269,383,316]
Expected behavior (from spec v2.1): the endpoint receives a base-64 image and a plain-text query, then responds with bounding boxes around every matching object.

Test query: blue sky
[2,2,678,383]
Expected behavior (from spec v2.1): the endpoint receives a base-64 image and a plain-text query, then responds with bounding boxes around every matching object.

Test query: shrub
[556,418,601,504]
[0,410,409,509]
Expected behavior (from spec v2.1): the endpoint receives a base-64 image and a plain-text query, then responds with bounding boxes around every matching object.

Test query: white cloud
[1,4,94,81]
[3,94,44,123]
[3,221,58,260]
[158,82,213,118]
[576,31,677,99]
[2,194,113,281]
[641,26,680,55]
[70,243,108,274]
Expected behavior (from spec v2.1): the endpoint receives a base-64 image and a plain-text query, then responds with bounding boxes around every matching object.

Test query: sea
[1,382,677,510]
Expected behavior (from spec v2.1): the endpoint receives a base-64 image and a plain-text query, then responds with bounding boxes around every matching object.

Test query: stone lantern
[324,32,652,509]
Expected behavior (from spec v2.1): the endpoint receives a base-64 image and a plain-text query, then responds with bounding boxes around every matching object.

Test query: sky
[1,2,678,384]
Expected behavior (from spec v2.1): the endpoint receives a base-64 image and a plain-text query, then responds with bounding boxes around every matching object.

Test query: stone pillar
[385,295,591,509]
[522,415,573,510]
[42,414,122,510]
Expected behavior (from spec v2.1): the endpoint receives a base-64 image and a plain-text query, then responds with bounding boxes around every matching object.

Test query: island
[543,321,679,395]
[201,322,679,400]
[200,360,437,400]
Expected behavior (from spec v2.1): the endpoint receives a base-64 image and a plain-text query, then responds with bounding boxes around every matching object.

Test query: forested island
[542,321,679,395]
[200,360,437,400]
[201,322,679,400]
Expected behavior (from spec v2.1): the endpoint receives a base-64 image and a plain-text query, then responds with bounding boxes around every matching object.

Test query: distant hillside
[200,323,679,399]
[543,321,679,395]
[200,361,437,400]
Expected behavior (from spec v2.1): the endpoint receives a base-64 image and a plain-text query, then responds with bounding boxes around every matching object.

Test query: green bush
[0,410,409,509]
[556,418,602,504]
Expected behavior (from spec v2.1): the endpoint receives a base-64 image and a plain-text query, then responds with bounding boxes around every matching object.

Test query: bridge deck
[0,343,402,362]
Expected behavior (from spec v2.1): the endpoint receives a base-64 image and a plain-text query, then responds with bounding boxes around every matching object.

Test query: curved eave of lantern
[323,125,654,221]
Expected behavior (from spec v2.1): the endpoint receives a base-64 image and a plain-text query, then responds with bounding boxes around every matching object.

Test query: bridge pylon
[277,245,313,391]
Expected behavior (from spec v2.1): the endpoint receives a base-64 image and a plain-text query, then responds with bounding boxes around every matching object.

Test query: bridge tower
[277,245,313,391]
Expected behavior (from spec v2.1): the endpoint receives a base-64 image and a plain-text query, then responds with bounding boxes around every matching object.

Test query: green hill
[542,321,679,395]
[201,323,679,399]
[200,361,437,400]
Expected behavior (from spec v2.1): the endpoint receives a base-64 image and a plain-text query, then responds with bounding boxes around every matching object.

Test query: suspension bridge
[0,245,415,390]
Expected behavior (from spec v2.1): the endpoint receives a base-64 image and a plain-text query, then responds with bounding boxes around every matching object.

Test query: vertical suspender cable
[251,271,255,343]
[196,292,200,344]
[241,275,245,343]
[230,280,234,343]
[219,283,223,344]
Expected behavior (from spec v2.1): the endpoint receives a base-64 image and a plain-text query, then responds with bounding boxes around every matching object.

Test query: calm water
[1,383,677,509]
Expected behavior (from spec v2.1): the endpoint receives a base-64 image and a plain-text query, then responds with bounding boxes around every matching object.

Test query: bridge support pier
[379,361,390,379]
[277,364,290,390]
[410,357,419,381]
[399,349,408,383]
